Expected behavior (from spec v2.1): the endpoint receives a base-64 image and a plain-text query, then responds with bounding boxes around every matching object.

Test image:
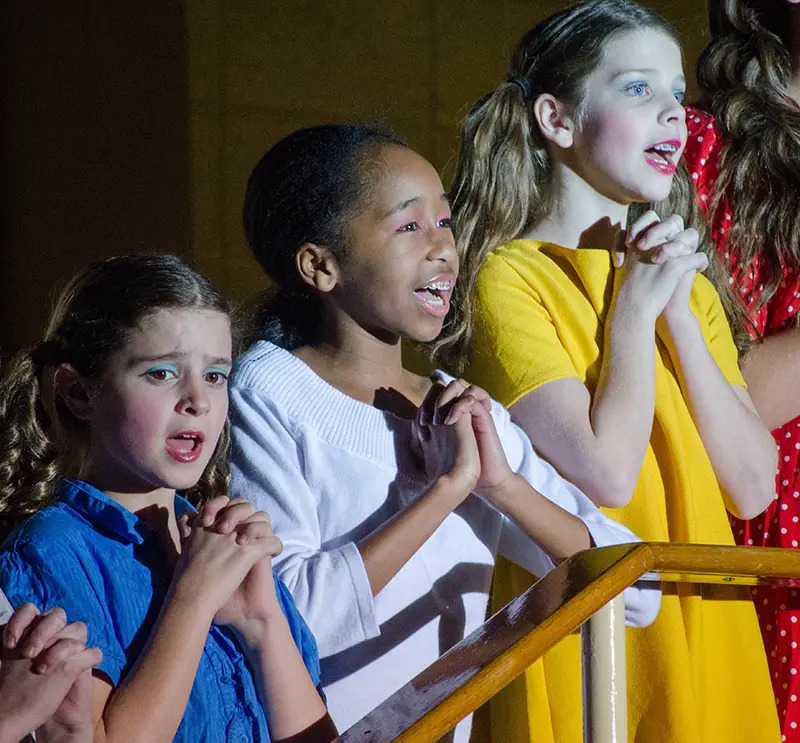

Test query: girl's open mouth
[413,277,454,317]
[644,140,680,175]
[166,431,205,463]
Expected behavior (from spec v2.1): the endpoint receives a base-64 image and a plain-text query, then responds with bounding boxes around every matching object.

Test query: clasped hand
[612,210,708,326]
[413,378,515,501]
[0,603,101,741]
[175,497,284,646]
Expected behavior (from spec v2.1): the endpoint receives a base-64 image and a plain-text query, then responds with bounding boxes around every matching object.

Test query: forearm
[487,474,591,562]
[742,327,800,430]
[99,583,212,743]
[586,303,656,504]
[240,616,332,741]
[662,315,777,518]
[358,474,472,595]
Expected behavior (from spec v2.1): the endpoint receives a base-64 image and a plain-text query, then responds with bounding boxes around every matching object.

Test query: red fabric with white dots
[685,105,800,741]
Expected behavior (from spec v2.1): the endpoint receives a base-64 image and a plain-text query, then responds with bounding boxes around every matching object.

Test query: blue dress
[0,479,322,742]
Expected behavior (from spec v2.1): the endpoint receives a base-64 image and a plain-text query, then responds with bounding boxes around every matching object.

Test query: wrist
[437,471,477,500]
[609,292,658,330]
[658,310,701,351]
[169,570,219,624]
[233,611,291,650]
[475,469,518,503]
[477,472,524,507]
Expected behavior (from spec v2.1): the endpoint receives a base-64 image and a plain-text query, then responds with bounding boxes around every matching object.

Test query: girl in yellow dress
[432,0,780,740]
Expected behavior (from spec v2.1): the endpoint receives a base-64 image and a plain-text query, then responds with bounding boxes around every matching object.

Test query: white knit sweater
[230,341,660,738]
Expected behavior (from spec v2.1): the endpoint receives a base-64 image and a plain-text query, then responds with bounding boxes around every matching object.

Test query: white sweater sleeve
[230,386,380,656]
[493,402,661,627]
[0,588,12,625]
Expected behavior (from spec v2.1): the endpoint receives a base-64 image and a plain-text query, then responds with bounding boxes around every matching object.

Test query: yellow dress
[465,240,780,743]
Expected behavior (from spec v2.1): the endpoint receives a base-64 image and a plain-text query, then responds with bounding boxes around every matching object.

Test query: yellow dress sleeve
[690,275,746,388]
[468,252,579,408]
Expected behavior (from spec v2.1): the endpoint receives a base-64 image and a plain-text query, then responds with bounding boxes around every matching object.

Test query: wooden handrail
[339,543,800,743]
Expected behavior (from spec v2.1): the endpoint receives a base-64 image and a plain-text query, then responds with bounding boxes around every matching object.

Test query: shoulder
[475,242,555,311]
[480,241,548,281]
[0,506,101,608]
[2,505,89,560]
[231,340,289,393]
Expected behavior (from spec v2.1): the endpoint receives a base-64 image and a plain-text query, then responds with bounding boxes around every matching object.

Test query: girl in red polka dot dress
[684,1,800,739]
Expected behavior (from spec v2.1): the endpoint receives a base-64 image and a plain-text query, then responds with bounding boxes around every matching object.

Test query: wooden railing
[339,543,800,743]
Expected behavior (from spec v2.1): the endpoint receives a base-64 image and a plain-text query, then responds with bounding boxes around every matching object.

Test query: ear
[296,242,340,294]
[532,94,575,149]
[53,364,94,421]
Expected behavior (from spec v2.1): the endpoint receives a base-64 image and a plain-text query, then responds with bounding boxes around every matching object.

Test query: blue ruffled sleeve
[0,531,129,684]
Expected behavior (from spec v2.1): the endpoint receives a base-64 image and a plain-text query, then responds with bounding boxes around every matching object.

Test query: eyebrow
[132,351,232,366]
[386,193,450,218]
[611,68,686,83]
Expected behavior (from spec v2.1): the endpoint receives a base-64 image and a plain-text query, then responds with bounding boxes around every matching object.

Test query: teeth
[653,143,677,153]
[426,295,444,306]
[425,281,452,291]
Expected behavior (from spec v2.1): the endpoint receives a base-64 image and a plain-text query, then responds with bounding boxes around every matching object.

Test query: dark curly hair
[0,253,236,539]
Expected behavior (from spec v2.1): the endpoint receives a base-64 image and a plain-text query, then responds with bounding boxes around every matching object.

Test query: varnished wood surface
[339,543,800,743]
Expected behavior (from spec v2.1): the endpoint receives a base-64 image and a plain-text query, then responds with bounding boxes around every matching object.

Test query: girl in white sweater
[230,124,660,740]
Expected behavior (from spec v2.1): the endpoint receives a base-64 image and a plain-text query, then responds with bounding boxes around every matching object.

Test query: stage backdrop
[1,0,706,357]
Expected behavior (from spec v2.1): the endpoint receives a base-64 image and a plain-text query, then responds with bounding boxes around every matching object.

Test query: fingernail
[24,644,40,659]
[4,633,17,649]
[34,662,47,674]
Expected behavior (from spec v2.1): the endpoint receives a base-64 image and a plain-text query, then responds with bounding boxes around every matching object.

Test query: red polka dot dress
[685,105,800,742]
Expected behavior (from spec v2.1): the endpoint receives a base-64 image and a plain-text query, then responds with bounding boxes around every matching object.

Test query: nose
[176,377,210,416]
[659,93,686,127]
[427,228,458,269]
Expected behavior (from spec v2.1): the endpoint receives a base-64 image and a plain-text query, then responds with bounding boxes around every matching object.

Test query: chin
[161,466,209,493]
[635,178,675,205]
[408,323,445,345]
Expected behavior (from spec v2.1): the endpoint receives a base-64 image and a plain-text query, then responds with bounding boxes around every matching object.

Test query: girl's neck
[79,458,181,556]
[521,162,629,250]
[293,313,430,414]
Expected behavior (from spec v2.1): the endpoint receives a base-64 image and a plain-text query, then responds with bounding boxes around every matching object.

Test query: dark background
[0,0,708,358]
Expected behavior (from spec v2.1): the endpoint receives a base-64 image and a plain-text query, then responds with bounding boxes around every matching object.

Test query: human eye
[623,81,650,98]
[204,367,230,386]
[397,221,420,233]
[438,216,455,230]
[144,364,179,382]
[673,89,686,103]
